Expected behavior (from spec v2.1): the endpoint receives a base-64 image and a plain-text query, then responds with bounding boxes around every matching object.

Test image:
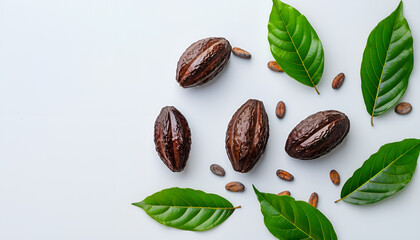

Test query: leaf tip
[131,201,144,208]
[395,0,404,16]
[252,185,260,194]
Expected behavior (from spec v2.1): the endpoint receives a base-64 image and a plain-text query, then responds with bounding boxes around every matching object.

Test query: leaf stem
[314,85,320,95]
[370,116,374,126]
[234,206,242,209]
[334,198,342,203]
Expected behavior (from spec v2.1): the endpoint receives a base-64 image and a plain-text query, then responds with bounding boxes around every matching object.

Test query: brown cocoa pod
[210,164,226,177]
[332,73,345,89]
[285,110,350,160]
[330,169,340,185]
[276,169,294,181]
[275,101,286,119]
[225,181,245,192]
[176,37,231,88]
[154,106,191,172]
[267,61,283,72]
[277,190,291,196]
[309,192,318,208]
[225,99,269,173]
[232,47,251,59]
[395,102,412,115]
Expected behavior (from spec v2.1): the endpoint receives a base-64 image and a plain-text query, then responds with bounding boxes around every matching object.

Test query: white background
[0,0,419,239]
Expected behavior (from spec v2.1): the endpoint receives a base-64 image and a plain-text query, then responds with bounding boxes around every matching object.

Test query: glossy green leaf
[338,138,420,205]
[253,186,337,240]
[132,187,240,231]
[361,1,414,126]
[268,0,324,94]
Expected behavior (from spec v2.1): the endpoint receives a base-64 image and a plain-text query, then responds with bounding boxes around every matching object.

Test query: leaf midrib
[370,8,399,125]
[259,193,314,240]
[341,142,420,202]
[273,0,319,94]
[137,202,236,210]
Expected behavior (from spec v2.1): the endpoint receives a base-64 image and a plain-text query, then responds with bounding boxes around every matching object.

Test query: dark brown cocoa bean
[232,47,251,59]
[225,181,245,192]
[154,106,191,172]
[285,110,350,160]
[395,102,412,115]
[276,169,294,181]
[277,190,291,196]
[330,169,340,185]
[267,61,283,72]
[225,99,269,173]
[276,101,286,119]
[332,73,345,89]
[210,164,225,176]
[176,37,231,88]
[309,192,318,208]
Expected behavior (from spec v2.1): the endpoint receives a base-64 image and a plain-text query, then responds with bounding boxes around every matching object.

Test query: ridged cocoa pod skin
[176,37,231,88]
[285,110,350,160]
[154,106,191,172]
[225,99,269,173]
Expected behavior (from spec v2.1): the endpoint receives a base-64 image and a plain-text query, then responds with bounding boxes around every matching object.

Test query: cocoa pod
[267,61,283,72]
[225,181,245,192]
[276,169,294,181]
[309,192,318,208]
[232,47,251,59]
[285,110,350,160]
[154,106,191,172]
[210,164,225,177]
[330,169,340,185]
[176,37,231,88]
[275,101,286,119]
[225,99,269,173]
[332,73,345,89]
[277,190,291,196]
[395,102,412,115]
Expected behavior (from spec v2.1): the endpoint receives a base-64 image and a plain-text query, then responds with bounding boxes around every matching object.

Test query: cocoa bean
[210,164,225,176]
[267,61,283,72]
[225,181,245,192]
[232,47,251,59]
[309,192,318,208]
[275,101,286,119]
[395,102,412,115]
[277,191,291,196]
[332,73,345,89]
[330,170,340,185]
[276,169,294,181]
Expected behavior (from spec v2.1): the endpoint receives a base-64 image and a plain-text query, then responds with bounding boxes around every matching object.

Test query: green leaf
[360,1,414,126]
[337,138,420,205]
[132,187,240,231]
[268,0,324,94]
[253,185,337,240]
